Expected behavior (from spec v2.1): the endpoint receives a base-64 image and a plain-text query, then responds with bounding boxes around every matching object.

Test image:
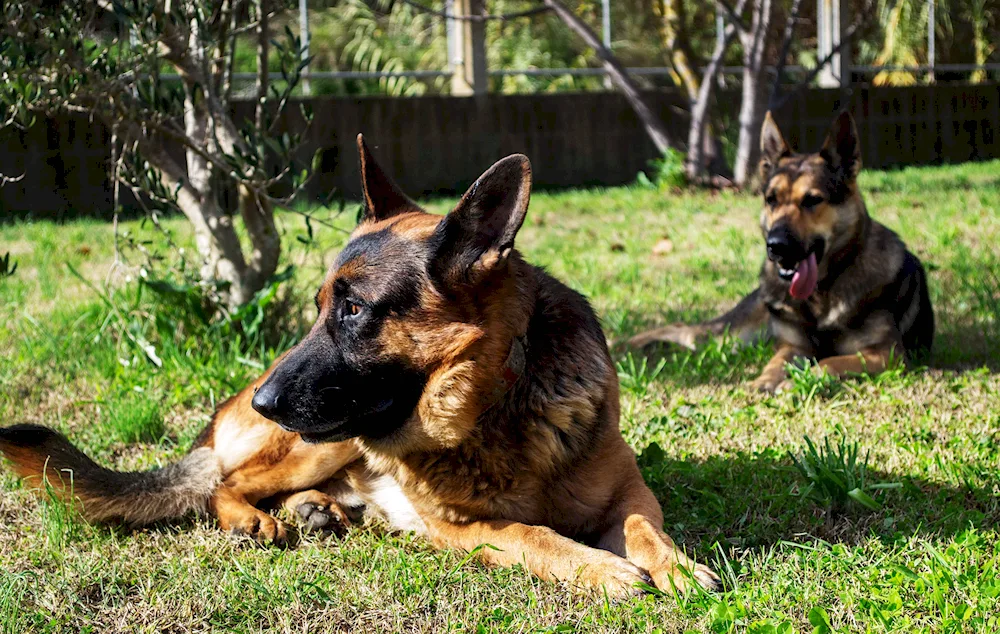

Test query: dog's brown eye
[347,301,362,316]
[801,194,825,209]
[765,193,778,207]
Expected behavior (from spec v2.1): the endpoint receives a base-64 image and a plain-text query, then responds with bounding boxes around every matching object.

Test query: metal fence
[160,1,998,92]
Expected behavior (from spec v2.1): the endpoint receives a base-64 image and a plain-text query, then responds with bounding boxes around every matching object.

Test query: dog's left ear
[357,134,420,222]
[430,154,532,288]
[820,111,862,180]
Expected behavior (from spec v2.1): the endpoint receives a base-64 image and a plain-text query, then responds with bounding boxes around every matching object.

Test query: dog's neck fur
[820,193,872,290]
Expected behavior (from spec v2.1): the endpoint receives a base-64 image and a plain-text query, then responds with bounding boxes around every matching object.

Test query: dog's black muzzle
[766,225,826,280]
[251,336,425,444]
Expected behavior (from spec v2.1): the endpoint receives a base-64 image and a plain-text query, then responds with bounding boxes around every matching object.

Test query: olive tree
[1,1,317,309]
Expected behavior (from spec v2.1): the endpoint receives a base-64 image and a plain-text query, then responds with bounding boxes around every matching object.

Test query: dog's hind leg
[629,287,769,350]
[597,454,720,594]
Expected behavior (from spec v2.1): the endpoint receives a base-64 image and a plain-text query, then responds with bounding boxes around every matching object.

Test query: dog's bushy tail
[0,424,222,526]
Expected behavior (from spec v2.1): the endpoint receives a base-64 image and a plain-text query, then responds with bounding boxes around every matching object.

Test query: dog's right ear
[759,111,790,181]
[820,110,862,181]
[357,134,419,222]
[430,154,532,289]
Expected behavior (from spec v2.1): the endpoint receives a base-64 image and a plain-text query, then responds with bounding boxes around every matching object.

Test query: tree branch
[768,0,805,107]
[254,0,269,141]
[717,0,749,37]
[541,0,676,153]
[685,0,749,179]
[771,0,875,110]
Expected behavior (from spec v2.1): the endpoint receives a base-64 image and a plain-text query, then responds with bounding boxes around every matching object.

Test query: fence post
[927,0,935,83]
[299,0,311,95]
[817,0,851,88]
[602,0,611,89]
[450,0,488,95]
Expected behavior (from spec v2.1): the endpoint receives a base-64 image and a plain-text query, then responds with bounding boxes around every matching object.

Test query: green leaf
[807,606,832,634]
[847,488,881,511]
[640,442,665,466]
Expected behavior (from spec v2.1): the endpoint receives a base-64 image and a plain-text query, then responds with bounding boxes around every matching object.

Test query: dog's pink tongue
[789,253,818,300]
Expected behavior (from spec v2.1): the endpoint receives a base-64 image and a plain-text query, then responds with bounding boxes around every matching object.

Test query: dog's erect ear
[430,154,532,288]
[820,110,862,180]
[759,111,790,181]
[357,134,419,222]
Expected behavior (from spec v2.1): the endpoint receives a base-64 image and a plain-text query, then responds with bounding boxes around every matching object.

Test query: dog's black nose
[251,382,286,421]
[766,225,805,264]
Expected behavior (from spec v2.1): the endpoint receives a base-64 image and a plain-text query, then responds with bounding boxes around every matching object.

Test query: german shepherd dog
[630,111,934,392]
[1,137,718,598]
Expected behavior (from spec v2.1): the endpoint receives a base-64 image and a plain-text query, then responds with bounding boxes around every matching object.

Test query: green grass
[102,394,166,446]
[2,160,1000,632]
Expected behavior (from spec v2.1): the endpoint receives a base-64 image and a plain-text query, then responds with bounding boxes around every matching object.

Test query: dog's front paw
[296,501,351,537]
[652,561,721,595]
[229,508,289,546]
[576,553,653,600]
[774,378,795,393]
[750,375,783,393]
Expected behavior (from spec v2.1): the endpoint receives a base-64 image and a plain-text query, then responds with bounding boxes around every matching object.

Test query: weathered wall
[2,84,998,218]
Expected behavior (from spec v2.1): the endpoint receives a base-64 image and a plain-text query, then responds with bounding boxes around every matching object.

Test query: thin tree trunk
[178,11,267,309]
[181,90,250,307]
[768,0,804,109]
[769,0,872,112]
[686,0,746,182]
[542,0,676,153]
[733,0,773,188]
[237,0,281,299]
[660,0,700,102]
[255,0,269,141]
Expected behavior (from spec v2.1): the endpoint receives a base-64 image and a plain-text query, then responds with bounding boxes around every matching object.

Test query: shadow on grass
[642,448,1000,556]
[931,316,1000,372]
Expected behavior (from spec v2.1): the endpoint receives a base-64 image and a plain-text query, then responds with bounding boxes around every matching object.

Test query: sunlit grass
[1,160,999,632]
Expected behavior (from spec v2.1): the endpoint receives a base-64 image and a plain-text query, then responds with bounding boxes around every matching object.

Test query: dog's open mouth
[778,252,818,300]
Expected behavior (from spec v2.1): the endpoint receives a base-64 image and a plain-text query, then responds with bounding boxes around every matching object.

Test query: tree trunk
[542,0,676,153]
[180,89,252,308]
[733,70,767,187]
[733,0,773,188]
[236,0,282,301]
[686,1,745,182]
[163,4,281,310]
[185,0,279,309]
[659,0,700,102]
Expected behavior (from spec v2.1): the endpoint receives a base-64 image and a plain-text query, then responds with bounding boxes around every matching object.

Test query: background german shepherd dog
[630,111,934,392]
[1,137,718,598]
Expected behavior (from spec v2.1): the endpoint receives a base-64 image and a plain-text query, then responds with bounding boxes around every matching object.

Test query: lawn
[1,160,999,633]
